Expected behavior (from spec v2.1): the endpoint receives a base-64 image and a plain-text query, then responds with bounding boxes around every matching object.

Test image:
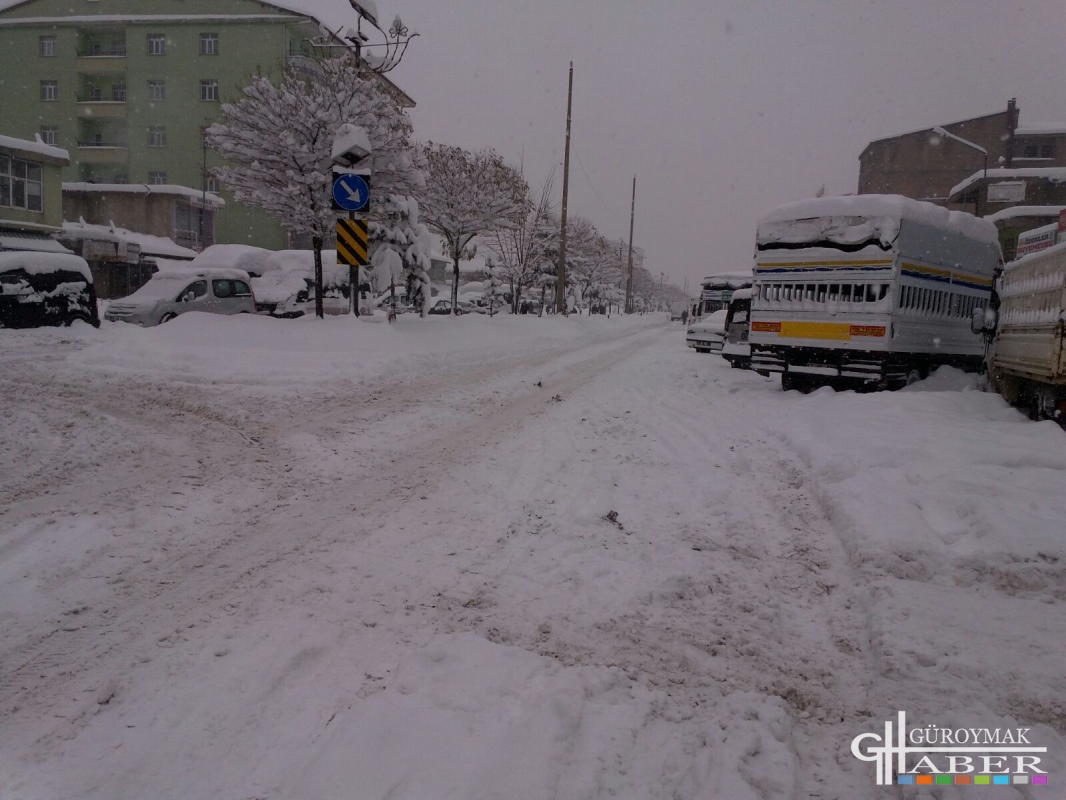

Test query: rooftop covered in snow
[0,133,69,164]
[949,167,1066,199]
[63,183,226,208]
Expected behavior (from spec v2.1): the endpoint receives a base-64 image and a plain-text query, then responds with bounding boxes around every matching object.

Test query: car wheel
[160,312,177,324]
[63,312,91,327]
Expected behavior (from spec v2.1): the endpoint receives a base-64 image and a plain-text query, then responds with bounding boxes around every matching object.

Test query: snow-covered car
[251,272,312,318]
[0,252,99,329]
[104,268,255,326]
[686,309,728,353]
[427,298,465,315]
[456,299,486,314]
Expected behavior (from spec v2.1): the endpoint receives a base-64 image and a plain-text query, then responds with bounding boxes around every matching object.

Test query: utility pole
[557,62,573,316]
[624,175,636,313]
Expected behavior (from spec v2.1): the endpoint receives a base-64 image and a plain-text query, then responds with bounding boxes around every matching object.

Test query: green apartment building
[0,0,412,250]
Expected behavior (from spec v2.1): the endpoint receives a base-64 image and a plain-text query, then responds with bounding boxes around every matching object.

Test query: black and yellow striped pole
[336,217,369,316]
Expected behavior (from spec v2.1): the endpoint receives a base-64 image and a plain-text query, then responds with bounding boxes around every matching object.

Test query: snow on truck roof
[0,251,92,281]
[758,194,1000,246]
[701,273,752,287]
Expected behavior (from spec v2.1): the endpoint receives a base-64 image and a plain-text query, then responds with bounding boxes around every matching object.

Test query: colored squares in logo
[896,776,914,785]
[1033,775,1048,785]
[993,775,1011,785]
[974,776,991,785]
[916,776,934,785]
[955,776,972,784]
[935,775,953,785]
[1013,775,1029,784]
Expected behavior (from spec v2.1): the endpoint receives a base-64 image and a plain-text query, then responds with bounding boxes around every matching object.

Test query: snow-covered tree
[564,216,620,313]
[205,54,422,317]
[370,194,432,315]
[488,173,558,315]
[482,254,503,317]
[419,143,528,313]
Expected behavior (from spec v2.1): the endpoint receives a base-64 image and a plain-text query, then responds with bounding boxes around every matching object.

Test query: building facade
[0,0,413,251]
[0,133,71,252]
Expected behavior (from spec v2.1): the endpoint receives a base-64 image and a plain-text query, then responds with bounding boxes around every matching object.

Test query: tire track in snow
[0,326,663,749]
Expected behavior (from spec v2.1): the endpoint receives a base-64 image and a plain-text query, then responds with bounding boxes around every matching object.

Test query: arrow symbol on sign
[344,182,364,203]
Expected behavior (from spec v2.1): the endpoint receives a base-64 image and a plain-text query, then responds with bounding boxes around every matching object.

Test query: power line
[571,144,623,221]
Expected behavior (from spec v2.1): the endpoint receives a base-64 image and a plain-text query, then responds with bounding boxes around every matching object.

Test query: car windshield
[124,276,194,303]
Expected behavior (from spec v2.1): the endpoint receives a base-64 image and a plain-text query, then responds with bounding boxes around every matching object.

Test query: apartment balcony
[76,97,127,118]
[76,140,129,165]
[75,48,127,75]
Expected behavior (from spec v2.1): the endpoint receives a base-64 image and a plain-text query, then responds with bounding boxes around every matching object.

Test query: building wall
[0,0,320,249]
[858,111,1015,203]
[0,144,66,230]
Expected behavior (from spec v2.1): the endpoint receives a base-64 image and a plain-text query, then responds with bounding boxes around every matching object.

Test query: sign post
[333,171,370,316]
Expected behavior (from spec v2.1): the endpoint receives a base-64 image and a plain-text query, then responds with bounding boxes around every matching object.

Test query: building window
[200,33,219,55]
[113,173,129,185]
[1023,144,1039,158]
[40,80,58,101]
[147,80,166,101]
[0,155,44,212]
[200,79,219,102]
[147,34,166,56]
[147,126,167,147]
[39,35,56,57]
[203,175,218,193]
[1041,144,1056,159]
[112,84,126,102]
[148,171,168,185]
[40,126,58,146]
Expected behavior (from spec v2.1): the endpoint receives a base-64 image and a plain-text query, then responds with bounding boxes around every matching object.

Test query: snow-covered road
[2,314,1064,799]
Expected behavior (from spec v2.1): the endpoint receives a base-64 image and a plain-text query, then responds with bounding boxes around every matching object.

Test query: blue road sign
[332,173,370,212]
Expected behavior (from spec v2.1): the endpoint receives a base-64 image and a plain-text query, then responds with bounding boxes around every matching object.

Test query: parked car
[104,268,255,326]
[0,252,100,329]
[686,309,728,353]
[457,299,486,315]
[427,298,464,315]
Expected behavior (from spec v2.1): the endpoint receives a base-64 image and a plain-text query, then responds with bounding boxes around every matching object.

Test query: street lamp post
[933,126,988,217]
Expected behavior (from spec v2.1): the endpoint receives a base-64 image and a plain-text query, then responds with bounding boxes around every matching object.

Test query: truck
[980,239,1066,422]
[670,300,689,321]
[749,194,1002,391]
[700,273,752,315]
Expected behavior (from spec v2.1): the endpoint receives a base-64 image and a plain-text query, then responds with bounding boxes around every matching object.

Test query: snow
[331,123,372,165]
[0,251,91,281]
[730,287,754,301]
[1015,123,1066,136]
[983,205,1066,223]
[154,266,251,282]
[702,272,753,287]
[950,167,1066,198]
[60,221,197,260]
[2,320,1065,799]
[191,244,274,276]
[63,183,225,208]
[689,308,729,332]
[0,133,69,162]
[759,194,1000,246]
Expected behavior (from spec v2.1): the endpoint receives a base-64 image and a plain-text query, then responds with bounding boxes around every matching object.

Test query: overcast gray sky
[301,0,1066,292]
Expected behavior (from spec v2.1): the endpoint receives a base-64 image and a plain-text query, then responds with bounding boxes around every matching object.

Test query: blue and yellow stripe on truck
[899,262,993,291]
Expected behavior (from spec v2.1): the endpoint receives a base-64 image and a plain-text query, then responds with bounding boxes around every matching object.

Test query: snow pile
[0,251,92,281]
[758,194,999,246]
[192,244,273,277]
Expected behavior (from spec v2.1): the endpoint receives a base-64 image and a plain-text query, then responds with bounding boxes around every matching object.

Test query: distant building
[858,100,1066,209]
[0,133,71,253]
[0,0,414,251]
